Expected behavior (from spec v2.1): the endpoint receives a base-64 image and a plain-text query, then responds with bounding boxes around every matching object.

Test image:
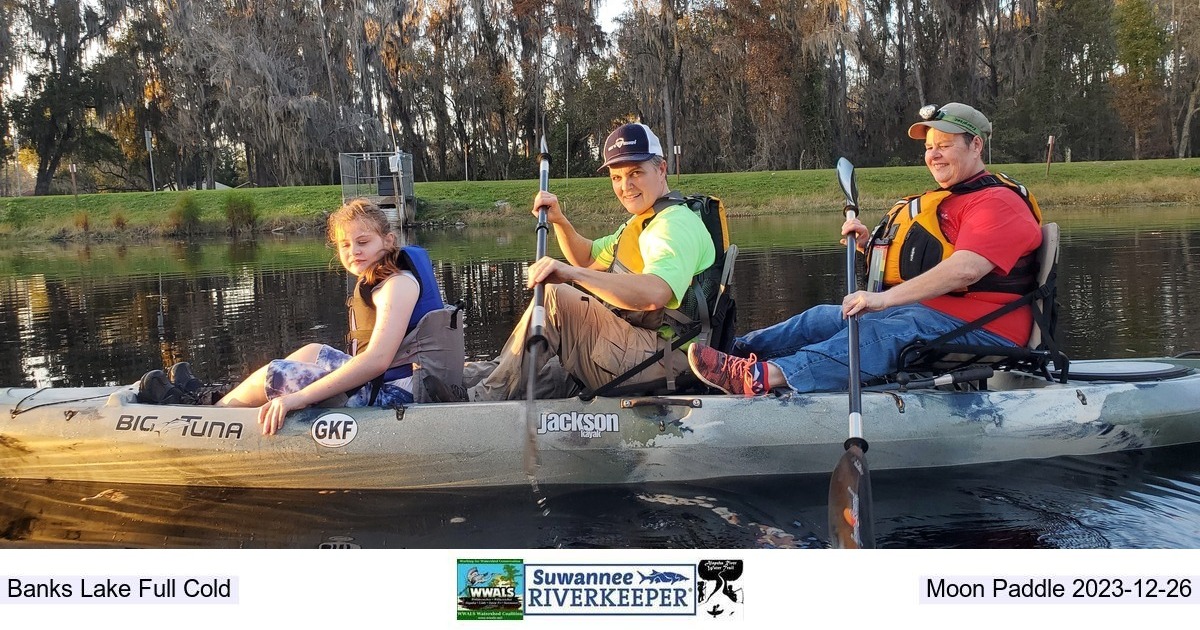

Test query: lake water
[2,207,1200,548]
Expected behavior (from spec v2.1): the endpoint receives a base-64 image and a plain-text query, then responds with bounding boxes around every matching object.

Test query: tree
[1113,0,1170,159]
[7,0,136,195]
[1165,0,1200,157]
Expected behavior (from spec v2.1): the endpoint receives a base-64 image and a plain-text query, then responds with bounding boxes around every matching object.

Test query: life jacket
[577,192,738,398]
[346,245,465,403]
[606,192,734,351]
[864,173,1042,295]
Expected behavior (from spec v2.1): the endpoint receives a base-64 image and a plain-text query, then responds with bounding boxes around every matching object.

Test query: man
[467,122,715,401]
[688,102,1043,394]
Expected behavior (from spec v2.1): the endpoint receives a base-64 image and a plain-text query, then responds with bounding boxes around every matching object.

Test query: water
[2,206,1200,548]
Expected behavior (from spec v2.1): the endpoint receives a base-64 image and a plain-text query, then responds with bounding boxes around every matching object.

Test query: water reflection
[2,442,1197,549]
[5,209,1200,387]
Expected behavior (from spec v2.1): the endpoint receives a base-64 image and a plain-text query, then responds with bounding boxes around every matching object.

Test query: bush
[223,192,258,232]
[168,192,202,234]
[112,209,128,232]
[5,202,29,229]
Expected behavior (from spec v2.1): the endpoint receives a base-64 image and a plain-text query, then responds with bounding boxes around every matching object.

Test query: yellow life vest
[865,172,1042,294]
[604,194,730,346]
[611,208,658,275]
[605,200,687,334]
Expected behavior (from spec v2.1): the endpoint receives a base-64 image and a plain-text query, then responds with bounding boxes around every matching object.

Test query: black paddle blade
[827,443,875,549]
[836,157,859,214]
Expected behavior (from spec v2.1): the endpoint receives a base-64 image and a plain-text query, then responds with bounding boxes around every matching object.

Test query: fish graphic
[638,570,689,584]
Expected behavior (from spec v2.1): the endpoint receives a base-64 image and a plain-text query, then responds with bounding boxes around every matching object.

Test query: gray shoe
[138,370,184,405]
[169,362,203,395]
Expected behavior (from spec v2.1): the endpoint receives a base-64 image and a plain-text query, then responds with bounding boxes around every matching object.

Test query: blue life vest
[347,245,445,371]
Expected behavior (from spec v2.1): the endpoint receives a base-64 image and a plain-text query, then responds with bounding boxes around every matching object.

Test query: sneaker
[687,344,769,396]
[137,369,184,405]
[422,372,467,403]
[169,362,203,395]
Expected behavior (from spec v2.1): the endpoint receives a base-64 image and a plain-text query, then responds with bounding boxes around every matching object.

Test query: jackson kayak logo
[457,559,524,621]
[311,412,357,447]
[536,412,619,438]
[524,564,695,616]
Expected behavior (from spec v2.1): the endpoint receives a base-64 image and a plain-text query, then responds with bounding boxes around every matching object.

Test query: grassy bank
[4,158,1200,240]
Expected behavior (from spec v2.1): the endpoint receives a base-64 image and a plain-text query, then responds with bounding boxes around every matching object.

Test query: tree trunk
[1179,87,1200,158]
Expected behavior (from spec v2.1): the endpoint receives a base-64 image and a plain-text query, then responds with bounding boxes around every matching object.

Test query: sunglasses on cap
[918,104,986,139]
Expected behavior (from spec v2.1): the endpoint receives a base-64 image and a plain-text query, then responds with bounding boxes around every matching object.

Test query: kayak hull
[3,359,1200,490]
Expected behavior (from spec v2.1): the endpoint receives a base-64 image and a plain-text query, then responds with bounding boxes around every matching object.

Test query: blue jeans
[733,304,1015,393]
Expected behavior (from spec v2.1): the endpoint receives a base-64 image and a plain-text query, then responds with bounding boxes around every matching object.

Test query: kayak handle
[620,397,703,409]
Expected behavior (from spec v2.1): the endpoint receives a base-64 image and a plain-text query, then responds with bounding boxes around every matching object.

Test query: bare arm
[527,256,673,311]
[258,274,419,433]
[843,250,994,317]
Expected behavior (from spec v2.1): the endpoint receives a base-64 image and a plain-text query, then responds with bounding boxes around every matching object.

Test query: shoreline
[4,159,1200,242]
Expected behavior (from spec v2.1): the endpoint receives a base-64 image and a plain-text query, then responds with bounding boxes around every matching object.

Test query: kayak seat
[892,222,1070,385]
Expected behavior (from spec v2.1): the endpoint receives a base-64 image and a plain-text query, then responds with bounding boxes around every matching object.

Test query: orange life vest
[865,173,1042,294]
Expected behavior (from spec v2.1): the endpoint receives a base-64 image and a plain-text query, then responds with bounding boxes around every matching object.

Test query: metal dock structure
[338,151,416,224]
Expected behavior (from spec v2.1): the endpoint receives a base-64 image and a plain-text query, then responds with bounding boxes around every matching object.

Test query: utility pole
[673,145,681,185]
[70,163,79,208]
[12,131,20,196]
[145,128,157,191]
[1045,135,1055,176]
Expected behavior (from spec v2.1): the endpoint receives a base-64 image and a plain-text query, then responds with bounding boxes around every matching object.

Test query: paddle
[827,157,876,549]
[523,135,552,483]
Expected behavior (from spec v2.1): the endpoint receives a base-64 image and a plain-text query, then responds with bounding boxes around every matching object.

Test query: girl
[217,198,461,435]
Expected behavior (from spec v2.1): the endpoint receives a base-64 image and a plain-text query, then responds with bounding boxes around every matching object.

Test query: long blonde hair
[327,198,404,286]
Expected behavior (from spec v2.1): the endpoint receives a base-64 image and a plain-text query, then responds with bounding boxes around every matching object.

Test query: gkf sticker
[457,559,524,621]
[311,412,357,447]
[697,560,744,618]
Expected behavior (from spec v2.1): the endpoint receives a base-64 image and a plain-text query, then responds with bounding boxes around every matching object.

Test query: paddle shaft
[844,207,864,442]
[523,139,551,478]
[526,206,549,388]
[829,157,874,549]
[527,146,551,364]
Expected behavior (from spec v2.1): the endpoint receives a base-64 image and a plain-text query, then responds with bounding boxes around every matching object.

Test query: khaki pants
[467,284,688,401]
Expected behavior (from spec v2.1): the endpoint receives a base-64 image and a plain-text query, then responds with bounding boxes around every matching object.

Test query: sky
[598,0,623,34]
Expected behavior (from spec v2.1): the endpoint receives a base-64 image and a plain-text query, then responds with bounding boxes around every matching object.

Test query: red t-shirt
[920,174,1043,345]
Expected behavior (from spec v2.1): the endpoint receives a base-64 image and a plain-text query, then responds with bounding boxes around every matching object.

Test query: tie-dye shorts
[264,344,414,407]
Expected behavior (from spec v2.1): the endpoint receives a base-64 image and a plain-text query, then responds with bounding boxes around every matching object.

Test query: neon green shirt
[590,203,715,309]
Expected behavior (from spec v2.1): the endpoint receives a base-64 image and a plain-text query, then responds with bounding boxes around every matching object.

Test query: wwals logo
[457,559,524,621]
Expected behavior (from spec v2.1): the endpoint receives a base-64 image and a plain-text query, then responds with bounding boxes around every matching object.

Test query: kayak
[2,358,1200,490]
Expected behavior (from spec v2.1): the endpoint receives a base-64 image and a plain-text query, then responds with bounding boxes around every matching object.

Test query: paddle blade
[836,157,859,213]
[827,443,875,549]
